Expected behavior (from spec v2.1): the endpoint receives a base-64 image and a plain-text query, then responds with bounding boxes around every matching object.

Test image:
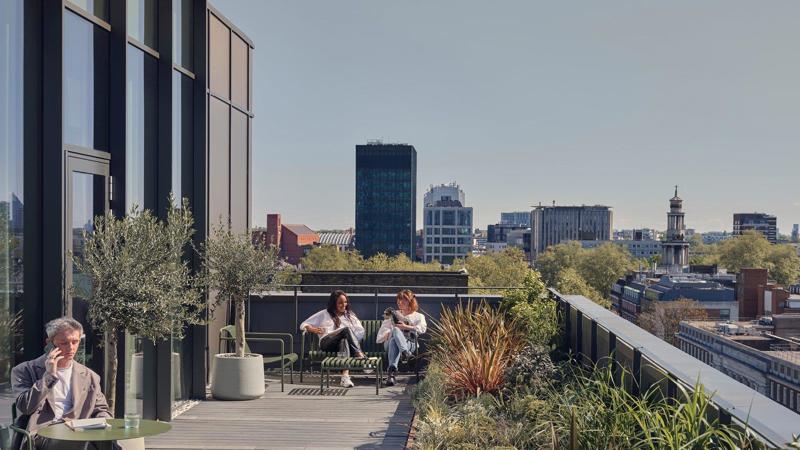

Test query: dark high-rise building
[0,0,252,420]
[355,141,417,258]
[733,213,777,244]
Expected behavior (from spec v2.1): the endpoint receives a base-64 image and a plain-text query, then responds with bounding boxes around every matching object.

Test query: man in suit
[11,317,111,450]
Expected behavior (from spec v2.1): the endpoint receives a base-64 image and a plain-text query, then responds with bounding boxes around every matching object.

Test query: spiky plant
[429,300,526,399]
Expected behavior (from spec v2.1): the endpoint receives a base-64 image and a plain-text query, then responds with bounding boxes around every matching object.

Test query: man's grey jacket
[11,354,112,434]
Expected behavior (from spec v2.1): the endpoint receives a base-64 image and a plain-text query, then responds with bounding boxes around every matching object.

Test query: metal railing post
[590,319,597,364]
[632,348,642,396]
[575,310,583,365]
[293,286,298,335]
[609,332,619,386]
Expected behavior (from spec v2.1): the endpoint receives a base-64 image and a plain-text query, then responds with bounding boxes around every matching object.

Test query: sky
[213,0,800,233]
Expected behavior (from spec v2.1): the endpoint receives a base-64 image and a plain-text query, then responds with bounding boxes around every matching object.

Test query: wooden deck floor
[146,374,416,450]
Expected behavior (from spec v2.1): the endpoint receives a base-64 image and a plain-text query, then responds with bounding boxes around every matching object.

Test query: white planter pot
[210,353,265,400]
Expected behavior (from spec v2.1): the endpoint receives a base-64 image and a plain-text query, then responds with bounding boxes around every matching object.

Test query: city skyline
[212,1,800,232]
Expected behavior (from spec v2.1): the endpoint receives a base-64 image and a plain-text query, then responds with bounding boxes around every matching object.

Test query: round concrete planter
[210,353,265,400]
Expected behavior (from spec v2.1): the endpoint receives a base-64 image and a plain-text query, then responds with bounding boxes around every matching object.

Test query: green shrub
[503,344,557,394]
[548,365,762,449]
[500,271,559,347]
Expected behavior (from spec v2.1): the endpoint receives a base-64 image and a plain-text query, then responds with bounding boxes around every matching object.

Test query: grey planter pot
[210,353,265,400]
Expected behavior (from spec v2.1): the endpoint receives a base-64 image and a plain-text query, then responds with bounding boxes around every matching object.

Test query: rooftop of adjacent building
[683,317,800,365]
[318,231,354,246]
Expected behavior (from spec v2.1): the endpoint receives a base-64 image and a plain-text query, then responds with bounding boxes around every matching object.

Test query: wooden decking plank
[146,377,414,450]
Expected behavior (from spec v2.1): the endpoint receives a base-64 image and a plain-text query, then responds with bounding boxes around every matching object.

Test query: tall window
[63,10,110,152]
[0,0,24,396]
[125,45,158,210]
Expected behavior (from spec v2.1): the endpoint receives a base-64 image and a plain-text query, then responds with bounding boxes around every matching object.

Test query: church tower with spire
[661,186,690,271]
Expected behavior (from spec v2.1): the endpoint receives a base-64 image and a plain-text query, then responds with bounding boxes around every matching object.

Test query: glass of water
[124,413,140,429]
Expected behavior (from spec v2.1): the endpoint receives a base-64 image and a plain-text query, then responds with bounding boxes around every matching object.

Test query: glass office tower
[0,0,252,421]
[355,142,417,258]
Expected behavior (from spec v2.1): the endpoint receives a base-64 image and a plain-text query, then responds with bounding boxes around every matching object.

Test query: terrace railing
[552,288,798,448]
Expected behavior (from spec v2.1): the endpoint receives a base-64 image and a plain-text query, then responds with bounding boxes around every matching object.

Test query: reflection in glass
[64,11,110,151]
[127,0,158,49]
[172,72,193,201]
[126,45,158,210]
[0,0,24,399]
[70,171,106,374]
[124,334,144,418]
[172,336,189,408]
[69,0,109,21]
[172,0,194,70]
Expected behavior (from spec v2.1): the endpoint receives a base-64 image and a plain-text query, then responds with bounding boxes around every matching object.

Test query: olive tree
[72,196,204,411]
[201,220,281,358]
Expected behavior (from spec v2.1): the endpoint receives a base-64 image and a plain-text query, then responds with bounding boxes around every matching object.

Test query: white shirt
[52,364,74,420]
[300,309,365,341]
[376,311,427,344]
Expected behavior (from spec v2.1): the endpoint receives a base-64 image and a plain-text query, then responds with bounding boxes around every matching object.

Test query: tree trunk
[236,296,246,358]
[105,329,118,414]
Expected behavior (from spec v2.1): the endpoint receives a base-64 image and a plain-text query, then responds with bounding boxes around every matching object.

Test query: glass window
[172,71,193,201]
[0,0,25,397]
[64,11,110,151]
[442,210,455,226]
[70,0,109,21]
[127,0,157,49]
[172,0,194,70]
[209,14,230,99]
[231,36,248,108]
[126,45,158,210]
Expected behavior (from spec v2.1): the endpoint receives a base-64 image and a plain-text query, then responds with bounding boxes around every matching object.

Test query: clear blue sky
[213,1,800,233]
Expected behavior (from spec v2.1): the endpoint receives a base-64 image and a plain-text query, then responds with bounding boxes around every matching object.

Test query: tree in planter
[201,220,281,358]
[71,196,204,412]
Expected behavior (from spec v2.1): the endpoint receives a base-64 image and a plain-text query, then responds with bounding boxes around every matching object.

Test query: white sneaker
[340,376,355,388]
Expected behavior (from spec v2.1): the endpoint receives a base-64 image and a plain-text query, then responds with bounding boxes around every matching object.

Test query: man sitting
[11,317,111,450]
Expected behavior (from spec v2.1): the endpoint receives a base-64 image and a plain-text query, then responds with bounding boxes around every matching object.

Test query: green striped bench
[321,356,383,395]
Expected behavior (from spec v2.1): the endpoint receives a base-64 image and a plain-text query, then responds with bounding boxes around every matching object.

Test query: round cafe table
[38,419,171,450]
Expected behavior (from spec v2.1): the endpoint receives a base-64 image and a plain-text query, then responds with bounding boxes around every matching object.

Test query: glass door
[65,152,110,377]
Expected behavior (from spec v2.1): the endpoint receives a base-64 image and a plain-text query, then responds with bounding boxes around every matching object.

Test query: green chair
[218,325,298,392]
[8,403,33,450]
[300,319,420,383]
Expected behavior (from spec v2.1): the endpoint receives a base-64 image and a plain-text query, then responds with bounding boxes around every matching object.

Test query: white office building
[423,183,473,264]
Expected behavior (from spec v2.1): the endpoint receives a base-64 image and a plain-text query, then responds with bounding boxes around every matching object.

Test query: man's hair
[45,317,84,340]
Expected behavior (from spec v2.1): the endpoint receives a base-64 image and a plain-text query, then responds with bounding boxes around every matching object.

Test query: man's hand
[45,348,63,376]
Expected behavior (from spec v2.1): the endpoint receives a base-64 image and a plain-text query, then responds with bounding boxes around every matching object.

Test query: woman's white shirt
[300,309,365,340]
[376,311,427,344]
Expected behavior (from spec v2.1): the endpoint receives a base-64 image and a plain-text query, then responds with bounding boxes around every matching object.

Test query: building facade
[661,188,690,271]
[355,141,417,258]
[0,0,252,421]
[792,224,799,243]
[500,211,531,227]
[580,239,662,260]
[733,213,778,244]
[530,205,612,257]
[487,223,527,243]
[678,321,800,414]
[423,183,473,264]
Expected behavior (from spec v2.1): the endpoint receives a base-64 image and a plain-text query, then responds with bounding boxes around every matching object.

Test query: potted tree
[71,196,205,413]
[201,220,280,400]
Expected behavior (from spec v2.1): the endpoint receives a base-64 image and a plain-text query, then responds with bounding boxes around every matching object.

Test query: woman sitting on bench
[300,290,366,388]
[376,289,428,386]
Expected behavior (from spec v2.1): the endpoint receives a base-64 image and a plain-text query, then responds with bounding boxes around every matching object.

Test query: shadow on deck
[146,374,416,450]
